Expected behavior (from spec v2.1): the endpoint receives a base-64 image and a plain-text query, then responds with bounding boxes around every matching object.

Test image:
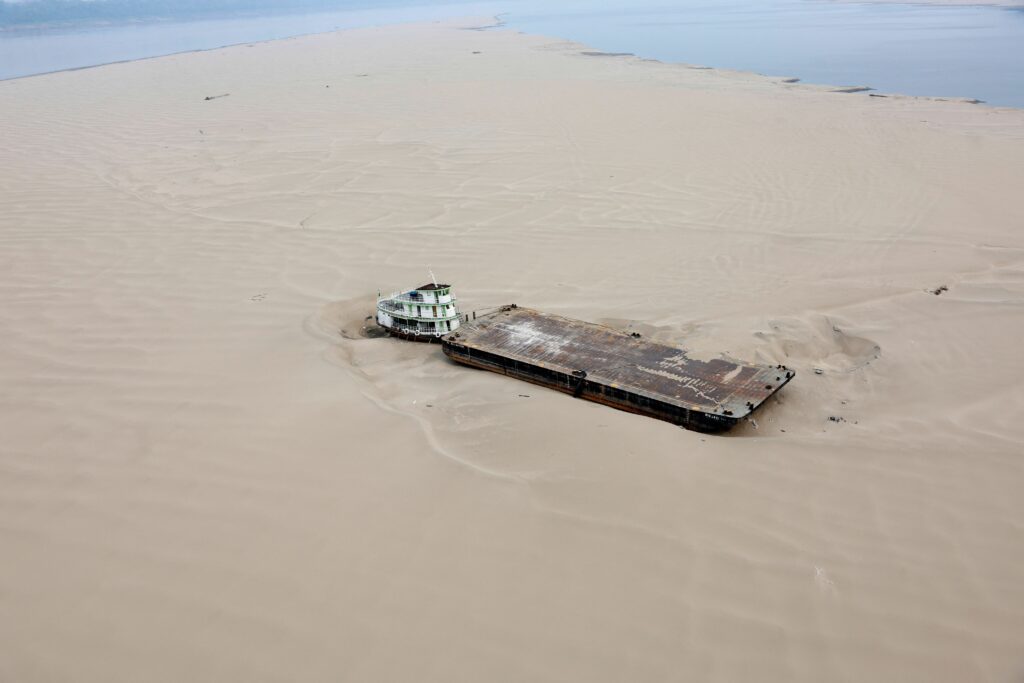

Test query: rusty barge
[441,306,794,433]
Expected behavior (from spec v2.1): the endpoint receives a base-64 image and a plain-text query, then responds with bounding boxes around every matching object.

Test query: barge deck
[441,306,794,432]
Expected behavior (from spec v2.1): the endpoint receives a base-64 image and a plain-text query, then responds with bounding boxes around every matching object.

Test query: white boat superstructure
[376,282,461,341]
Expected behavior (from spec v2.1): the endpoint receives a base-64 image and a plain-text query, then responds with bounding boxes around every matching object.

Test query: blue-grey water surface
[1,0,1022,107]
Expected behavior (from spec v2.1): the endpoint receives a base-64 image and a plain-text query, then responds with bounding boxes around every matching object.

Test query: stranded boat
[376,282,461,342]
[441,305,794,433]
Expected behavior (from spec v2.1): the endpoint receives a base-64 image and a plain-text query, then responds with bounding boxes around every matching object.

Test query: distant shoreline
[0,0,423,32]
[2,5,1022,108]
[2,0,1022,34]
[0,24,349,83]
[0,9,319,34]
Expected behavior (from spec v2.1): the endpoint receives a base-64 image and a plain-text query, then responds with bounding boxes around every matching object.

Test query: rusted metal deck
[441,306,794,433]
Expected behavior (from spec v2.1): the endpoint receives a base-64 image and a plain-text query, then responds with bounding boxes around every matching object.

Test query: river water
[2,0,1022,107]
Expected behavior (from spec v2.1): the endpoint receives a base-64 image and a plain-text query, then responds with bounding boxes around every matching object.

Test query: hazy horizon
[0,0,479,27]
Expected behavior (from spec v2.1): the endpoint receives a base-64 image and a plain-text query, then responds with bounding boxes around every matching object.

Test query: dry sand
[2,17,1024,683]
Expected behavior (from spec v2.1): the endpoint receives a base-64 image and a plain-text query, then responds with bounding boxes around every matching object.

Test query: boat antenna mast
[428,266,438,287]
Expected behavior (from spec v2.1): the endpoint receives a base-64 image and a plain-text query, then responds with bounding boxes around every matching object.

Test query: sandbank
[1,17,1023,682]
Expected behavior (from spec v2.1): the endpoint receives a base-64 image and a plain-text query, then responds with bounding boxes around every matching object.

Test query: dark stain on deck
[441,306,794,433]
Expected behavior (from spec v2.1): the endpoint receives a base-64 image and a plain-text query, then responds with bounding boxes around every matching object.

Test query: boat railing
[387,320,446,336]
[378,302,461,321]
[379,290,456,306]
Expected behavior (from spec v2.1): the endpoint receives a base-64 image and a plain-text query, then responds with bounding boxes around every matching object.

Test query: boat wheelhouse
[376,282,461,341]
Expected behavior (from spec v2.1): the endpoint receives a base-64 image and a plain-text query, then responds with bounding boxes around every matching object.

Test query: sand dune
[1,18,1023,682]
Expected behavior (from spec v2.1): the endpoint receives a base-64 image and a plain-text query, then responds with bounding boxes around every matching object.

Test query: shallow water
[0,3,492,79]
[509,0,1024,107]
[1,0,1022,106]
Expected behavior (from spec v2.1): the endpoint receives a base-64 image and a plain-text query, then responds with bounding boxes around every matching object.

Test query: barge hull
[440,306,793,433]
[447,348,738,432]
